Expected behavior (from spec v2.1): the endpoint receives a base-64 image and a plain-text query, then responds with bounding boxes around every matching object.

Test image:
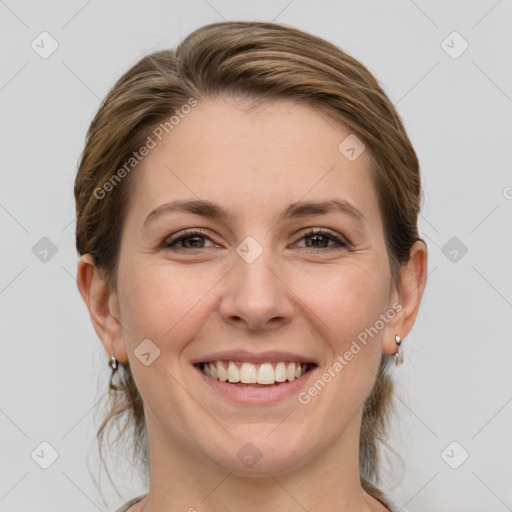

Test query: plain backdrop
[1,1,511,511]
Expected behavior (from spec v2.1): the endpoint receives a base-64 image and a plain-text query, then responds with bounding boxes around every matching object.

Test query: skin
[77,97,427,512]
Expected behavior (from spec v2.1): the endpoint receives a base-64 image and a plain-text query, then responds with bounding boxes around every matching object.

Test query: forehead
[127,97,380,227]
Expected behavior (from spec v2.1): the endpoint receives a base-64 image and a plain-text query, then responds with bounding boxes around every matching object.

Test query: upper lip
[192,350,318,366]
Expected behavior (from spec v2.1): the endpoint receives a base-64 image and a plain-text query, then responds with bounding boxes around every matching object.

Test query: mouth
[193,360,316,388]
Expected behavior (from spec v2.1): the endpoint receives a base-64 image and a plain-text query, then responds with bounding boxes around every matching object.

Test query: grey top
[383,494,408,512]
[114,493,408,512]
[115,494,145,512]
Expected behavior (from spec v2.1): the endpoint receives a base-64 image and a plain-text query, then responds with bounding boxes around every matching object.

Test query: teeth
[202,361,309,384]
[227,361,240,383]
[217,361,227,381]
[240,362,257,383]
[275,362,287,382]
[257,363,275,384]
[286,362,296,382]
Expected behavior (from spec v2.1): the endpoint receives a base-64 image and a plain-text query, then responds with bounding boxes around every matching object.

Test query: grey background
[1,1,511,511]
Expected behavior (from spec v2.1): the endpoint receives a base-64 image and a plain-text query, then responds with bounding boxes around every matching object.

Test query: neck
[136,409,384,512]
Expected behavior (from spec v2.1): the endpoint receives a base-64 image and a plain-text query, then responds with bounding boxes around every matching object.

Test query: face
[110,97,401,475]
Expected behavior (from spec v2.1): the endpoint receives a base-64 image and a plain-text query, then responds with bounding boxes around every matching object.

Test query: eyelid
[162,227,350,251]
[295,227,350,249]
[162,228,216,248]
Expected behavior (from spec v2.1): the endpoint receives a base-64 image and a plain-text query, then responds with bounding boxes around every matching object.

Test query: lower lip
[194,364,317,405]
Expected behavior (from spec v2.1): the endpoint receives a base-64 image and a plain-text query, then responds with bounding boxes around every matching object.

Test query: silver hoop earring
[109,353,119,390]
[394,335,403,366]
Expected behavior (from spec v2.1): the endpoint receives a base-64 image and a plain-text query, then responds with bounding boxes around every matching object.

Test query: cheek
[295,267,388,422]
[117,264,213,399]
[299,263,389,347]
[118,260,215,349]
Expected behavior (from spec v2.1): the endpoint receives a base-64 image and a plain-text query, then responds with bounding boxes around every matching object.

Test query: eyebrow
[143,198,367,227]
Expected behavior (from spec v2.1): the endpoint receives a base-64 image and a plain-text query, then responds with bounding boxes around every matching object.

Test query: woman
[75,21,427,512]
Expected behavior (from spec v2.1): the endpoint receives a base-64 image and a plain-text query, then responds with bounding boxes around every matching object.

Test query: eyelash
[161,228,349,251]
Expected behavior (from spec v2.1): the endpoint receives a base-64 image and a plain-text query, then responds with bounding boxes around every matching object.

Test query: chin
[202,428,315,477]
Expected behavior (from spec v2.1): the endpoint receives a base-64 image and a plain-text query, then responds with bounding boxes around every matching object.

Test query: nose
[219,245,294,332]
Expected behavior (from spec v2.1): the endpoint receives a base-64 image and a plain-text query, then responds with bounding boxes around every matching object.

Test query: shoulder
[114,494,147,512]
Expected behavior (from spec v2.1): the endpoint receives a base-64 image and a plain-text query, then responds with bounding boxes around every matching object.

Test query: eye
[161,228,349,251]
[295,228,349,250]
[162,229,216,250]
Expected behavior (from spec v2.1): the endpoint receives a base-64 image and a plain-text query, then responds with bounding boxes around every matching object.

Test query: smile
[198,360,314,386]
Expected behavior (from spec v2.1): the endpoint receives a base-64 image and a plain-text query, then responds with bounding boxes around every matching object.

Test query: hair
[75,21,423,506]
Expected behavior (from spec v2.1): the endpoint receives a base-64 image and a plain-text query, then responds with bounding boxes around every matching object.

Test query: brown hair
[75,21,422,505]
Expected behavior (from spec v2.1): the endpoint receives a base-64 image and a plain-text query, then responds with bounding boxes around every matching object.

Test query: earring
[394,335,403,366]
[109,353,119,390]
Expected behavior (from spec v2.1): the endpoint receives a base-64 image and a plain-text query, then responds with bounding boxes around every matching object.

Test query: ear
[76,254,128,362]
[382,240,428,355]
